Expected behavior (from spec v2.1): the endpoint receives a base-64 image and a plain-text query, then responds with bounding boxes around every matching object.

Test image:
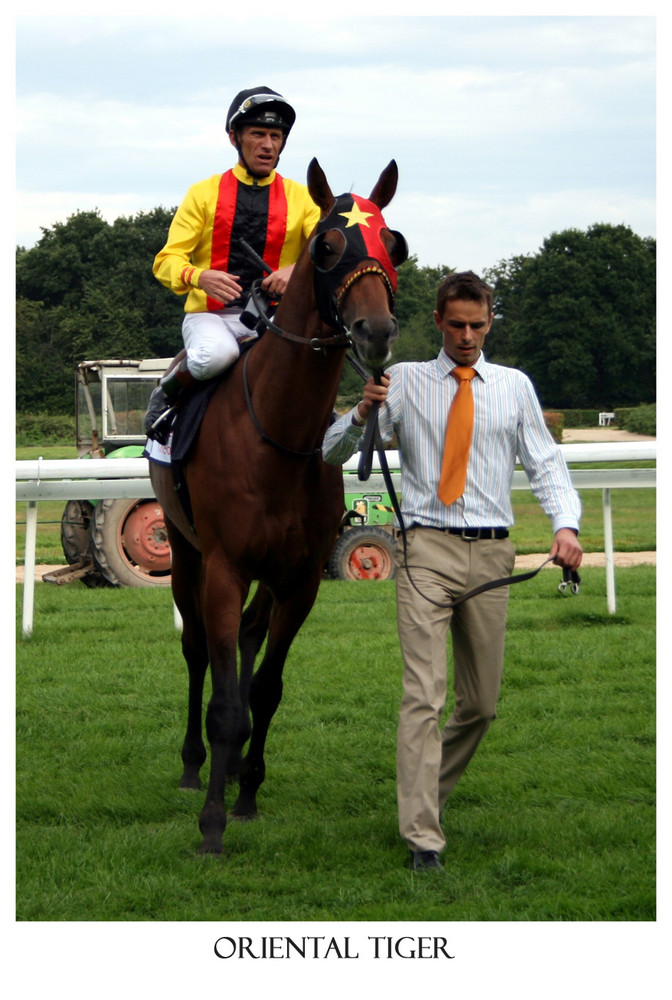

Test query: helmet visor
[229,93,294,132]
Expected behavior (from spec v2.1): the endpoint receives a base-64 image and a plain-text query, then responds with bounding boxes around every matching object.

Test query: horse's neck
[254,323,345,405]
[247,301,346,444]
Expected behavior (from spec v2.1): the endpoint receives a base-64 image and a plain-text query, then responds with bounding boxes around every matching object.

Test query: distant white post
[603,488,616,614]
[22,501,38,636]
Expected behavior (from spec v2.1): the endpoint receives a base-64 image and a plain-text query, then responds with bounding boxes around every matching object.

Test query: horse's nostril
[351,317,398,343]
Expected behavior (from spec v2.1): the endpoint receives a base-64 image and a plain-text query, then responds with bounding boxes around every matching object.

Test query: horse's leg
[168,525,208,790]
[231,571,321,820]
[226,582,273,782]
[198,558,249,854]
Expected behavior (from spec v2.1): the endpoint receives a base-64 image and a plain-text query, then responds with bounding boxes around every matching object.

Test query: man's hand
[261,264,294,298]
[356,374,390,423]
[550,528,583,570]
[197,269,243,304]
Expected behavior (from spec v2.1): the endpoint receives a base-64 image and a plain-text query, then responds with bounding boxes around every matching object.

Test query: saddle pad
[144,337,259,528]
[144,435,172,466]
[143,375,222,467]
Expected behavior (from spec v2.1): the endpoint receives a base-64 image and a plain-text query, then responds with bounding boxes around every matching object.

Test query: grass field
[16,568,655,923]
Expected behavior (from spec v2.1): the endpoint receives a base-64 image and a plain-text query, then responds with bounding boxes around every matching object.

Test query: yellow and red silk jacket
[153,163,321,313]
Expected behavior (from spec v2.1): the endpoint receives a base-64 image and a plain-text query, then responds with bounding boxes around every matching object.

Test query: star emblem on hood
[339,202,374,228]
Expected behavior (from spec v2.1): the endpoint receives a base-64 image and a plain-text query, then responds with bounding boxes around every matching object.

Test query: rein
[247,279,352,350]
[242,350,321,458]
[345,352,557,609]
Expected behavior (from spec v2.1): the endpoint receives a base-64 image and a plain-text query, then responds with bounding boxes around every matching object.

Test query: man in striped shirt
[146,86,320,441]
[322,270,583,872]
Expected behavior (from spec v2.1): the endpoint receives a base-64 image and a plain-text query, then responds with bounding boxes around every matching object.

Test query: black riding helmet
[227,87,296,177]
[226,87,296,138]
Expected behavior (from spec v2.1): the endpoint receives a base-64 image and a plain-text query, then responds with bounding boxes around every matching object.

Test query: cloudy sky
[15,10,656,277]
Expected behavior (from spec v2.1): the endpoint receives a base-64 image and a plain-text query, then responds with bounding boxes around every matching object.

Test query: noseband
[335,264,396,320]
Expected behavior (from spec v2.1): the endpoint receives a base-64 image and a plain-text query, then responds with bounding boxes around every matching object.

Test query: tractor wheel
[327,526,397,581]
[90,498,172,588]
[60,500,111,589]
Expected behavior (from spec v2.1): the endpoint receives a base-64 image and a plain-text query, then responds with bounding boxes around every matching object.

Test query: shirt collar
[232,162,277,187]
[438,349,489,381]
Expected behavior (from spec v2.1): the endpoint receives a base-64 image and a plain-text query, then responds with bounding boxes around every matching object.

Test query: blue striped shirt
[322,349,581,533]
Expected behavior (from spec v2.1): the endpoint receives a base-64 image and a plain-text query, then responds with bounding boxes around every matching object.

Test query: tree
[15,298,71,413]
[484,224,656,409]
[16,208,184,413]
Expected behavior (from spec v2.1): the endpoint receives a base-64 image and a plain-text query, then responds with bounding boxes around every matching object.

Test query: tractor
[50,358,173,588]
[327,486,397,581]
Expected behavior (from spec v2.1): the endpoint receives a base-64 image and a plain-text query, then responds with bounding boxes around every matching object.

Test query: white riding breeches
[181,309,256,380]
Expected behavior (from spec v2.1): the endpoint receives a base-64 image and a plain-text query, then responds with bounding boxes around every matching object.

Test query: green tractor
[51,359,173,588]
[327,486,397,581]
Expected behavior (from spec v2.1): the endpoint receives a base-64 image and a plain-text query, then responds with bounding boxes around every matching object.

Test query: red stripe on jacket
[207,170,288,312]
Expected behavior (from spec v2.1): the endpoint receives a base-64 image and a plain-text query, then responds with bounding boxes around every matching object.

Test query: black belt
[411,525,509,540]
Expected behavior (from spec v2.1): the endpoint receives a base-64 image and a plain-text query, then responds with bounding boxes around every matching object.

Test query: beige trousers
[394,528,516,853]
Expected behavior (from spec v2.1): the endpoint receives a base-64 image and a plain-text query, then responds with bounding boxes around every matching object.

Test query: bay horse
[150,158,405,854]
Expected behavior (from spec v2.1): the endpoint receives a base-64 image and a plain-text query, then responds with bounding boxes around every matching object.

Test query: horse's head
[307,159,407,371]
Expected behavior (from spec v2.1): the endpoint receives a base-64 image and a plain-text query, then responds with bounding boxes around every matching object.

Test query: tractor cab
[75,359,172,458]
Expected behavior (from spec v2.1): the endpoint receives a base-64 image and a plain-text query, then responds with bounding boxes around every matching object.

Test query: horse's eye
[309,231,345,272]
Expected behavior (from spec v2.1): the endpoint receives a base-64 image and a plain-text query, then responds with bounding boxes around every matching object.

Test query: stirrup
[147,405,176,444]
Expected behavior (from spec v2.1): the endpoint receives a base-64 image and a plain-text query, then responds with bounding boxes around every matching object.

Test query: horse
[150,158,405,854]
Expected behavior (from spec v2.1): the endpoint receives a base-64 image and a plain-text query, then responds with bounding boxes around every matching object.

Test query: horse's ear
[369,160,399,210]
[307,158,335,218]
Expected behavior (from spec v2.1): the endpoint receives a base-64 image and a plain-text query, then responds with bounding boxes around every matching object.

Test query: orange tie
[437,367,477,506]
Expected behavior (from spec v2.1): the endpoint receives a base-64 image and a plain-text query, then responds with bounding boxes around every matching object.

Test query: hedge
[16,412,76,445]
[622,404,656,436]
[558,409,601,427]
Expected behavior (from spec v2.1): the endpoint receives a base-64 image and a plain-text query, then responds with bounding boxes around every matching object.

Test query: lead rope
[345,353,557,609]
[357,367,383,480]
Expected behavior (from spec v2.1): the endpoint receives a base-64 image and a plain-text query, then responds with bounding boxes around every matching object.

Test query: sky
[14,9,657,278]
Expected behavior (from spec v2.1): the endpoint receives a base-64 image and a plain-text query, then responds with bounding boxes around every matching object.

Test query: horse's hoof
[197,837,225,855]
[228,810,257,823]
[179,776,201,790]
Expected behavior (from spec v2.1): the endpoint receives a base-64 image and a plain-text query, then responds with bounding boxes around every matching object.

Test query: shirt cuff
[552,519,580,535]
[345,405,364,430]
[180,265,203,288]
[351,406,366,427]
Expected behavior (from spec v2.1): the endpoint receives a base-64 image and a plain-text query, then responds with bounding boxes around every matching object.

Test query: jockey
[146,86,320,442]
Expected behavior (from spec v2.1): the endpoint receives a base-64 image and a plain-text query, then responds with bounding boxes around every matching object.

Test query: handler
[322,270,583,872]
[146,85,320,441]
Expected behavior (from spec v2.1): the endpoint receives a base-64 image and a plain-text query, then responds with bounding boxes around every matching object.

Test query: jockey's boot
[145,358,197,444]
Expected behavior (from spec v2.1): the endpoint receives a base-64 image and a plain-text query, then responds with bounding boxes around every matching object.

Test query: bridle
[243,277,353,351]
[240,241,398,458]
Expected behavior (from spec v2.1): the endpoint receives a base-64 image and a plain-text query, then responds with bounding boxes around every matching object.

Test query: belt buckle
[461,529,480,541]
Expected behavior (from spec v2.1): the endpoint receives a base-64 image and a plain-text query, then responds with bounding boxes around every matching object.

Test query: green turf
[16,569,655,922]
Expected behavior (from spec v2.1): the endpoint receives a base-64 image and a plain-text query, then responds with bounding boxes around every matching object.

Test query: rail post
[22,501,38,636]
[603,488,616,614]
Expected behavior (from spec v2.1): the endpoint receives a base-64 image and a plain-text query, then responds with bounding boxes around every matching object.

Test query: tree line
[16,208,655,415]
